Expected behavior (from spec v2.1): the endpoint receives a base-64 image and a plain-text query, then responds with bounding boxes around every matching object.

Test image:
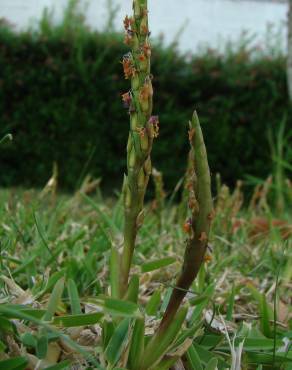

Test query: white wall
[0,0,288,53]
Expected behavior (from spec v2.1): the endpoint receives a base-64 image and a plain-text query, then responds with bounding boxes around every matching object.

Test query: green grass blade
[102,320,115,350]
[1,307,46,319]
[92,297,141,318]
[36,334,48,359]
[124,274,139,303]
[154,356,179,370]
[140,307,188,370]
[171,321,203,351]
[33,212,53,257]
[43,277,65,321]
[145,290,161,316]
[226,284,235,321]
[110,248,121,298]
[247,351,292,365]
[205,357,218,370]
[34,270,65,299]
[190,283,215,324]
[260,293,272,338]
[0,316,14,332]
[53,312,103,327]
[21,333,37,348]
[45,360,71,370]
[186,344,203,370]
[128,318,145,370]
[0,356,28,370]
[160,287,172,313]
[193,343,228,368]
[0,306,101,368]
[141,257,176,273]
[67,279,81,315]
[104,318,132,366]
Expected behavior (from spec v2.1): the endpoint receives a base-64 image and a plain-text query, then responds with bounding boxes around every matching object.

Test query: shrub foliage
[0,14,290,190]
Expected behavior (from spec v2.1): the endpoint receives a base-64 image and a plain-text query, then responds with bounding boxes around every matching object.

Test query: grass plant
[0,0,291,369]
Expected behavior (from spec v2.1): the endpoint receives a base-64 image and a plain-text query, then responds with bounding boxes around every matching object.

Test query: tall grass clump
[109,0,213,368]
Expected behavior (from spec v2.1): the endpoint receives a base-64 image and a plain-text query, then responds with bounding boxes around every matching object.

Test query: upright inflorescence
[150,112,213,336]
[140,113,213,370]
[119,0,159,296]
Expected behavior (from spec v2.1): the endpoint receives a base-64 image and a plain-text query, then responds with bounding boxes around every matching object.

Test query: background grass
[0,174,291,368]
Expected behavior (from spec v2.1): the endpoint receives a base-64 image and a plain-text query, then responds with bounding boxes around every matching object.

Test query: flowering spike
[121,92,132,108]
[156,111,213,335]
[119,0,157,297]
[148,115,159,138]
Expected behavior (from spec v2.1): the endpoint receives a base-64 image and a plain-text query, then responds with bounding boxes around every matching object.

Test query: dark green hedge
[0,24,290,191]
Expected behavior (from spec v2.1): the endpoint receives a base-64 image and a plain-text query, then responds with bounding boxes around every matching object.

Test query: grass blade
[128,318,145,370]
[141,257,176,273]
[205,357,218,370]
[0,356,28,370]
[105,318,132,366]
[124,274,139,303]
[140,307,188,370]
[43,277,65,321]
[98,297,141,318]
[45,360,71,370]
[260,293,272,338]
[53,312,103,327]
[226,284,235,321]
[145,290,161,316]
[110,248,121,298]
[67,278,81,315]
[36,334,48,359]
[186,344,203,370]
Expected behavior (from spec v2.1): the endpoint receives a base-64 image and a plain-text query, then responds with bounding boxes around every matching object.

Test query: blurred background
[0,0,287,52]
[0,0,291,197]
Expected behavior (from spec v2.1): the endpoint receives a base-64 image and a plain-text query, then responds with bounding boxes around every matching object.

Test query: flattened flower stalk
[119,0,158,296]
[162,111,213,326]
[143,112,213,361]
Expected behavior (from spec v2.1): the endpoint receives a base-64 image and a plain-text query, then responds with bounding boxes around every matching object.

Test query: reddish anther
[148,115,159,137]
[138,53,146,62]
[122,92,132,108]
[124,15,134,30]
[183,218,192,233]
[136,127,146,138]
[122,57,136,79]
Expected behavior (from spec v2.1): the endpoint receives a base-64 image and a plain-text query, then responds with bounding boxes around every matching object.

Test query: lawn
[0,174,291,369]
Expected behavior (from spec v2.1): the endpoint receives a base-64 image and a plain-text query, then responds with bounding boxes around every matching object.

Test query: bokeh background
[0,0,291,194]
